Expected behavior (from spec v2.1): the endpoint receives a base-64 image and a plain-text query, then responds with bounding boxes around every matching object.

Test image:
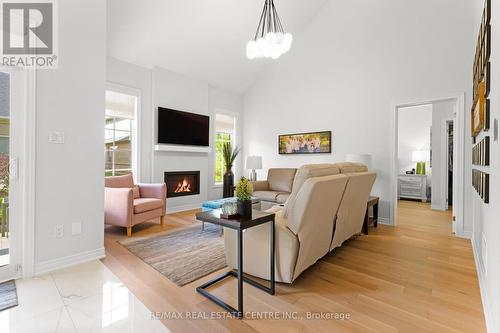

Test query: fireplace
[164,171,200,198]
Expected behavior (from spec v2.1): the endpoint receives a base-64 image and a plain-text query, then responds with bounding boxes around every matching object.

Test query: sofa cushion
[105,173,134,188]
[332,162,368,174]
[134,198,163,214]
[253,190,286,202]
[267,168,297,192]
[276,193,290,204]
[282,164,340,218]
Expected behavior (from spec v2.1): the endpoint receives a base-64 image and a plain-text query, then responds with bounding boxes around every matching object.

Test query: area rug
[0,280,18,311]
[119,224,227,287]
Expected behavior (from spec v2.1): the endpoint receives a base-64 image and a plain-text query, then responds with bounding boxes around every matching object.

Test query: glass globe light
[246,40,258,59]
[275,32,285,44]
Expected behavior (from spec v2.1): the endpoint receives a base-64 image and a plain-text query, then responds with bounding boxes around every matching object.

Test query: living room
[0,0,498,332]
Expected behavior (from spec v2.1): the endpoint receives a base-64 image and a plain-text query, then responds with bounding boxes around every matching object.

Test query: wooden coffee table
[195,209,275,318]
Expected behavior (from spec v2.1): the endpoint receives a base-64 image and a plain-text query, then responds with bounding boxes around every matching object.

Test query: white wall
[471,1,500,331]
[34,0,106,270]
[243,0,477,226]
[107,62,243,212]
[398,104,432,174]
[431,100,455,210]
[151,67,243,211]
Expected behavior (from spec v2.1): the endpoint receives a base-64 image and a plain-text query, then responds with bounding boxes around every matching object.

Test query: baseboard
[472,238,495,333]
[377,217,392,225]
[456,230,472,239]
[167,202,202,214]
[431,204,447,211]
[34,247,105,276]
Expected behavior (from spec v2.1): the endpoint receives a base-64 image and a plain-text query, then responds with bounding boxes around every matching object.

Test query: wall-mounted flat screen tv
[157,107,210,146]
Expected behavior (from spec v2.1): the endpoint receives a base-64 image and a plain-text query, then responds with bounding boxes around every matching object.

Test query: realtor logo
[1,0,57,68]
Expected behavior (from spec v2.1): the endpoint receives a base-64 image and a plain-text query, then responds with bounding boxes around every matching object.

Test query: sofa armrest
[251,180,269,192]
[104,187,134,227]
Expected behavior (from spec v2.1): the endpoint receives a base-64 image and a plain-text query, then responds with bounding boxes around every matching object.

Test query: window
[214,113,236,184]
[105,90,137,176]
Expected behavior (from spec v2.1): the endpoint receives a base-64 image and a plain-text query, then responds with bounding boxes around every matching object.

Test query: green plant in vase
[235,177,252,218]
[222,141,240,198]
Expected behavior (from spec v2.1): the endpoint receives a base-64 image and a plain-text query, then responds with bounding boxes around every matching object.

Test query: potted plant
[235,177,252,218]
[222,142,240,198]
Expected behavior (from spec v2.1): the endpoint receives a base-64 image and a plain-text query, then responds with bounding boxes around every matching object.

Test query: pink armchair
[104,173,166,236]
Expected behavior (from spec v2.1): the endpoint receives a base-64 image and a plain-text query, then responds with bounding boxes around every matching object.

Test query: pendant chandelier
[246,0,293,60]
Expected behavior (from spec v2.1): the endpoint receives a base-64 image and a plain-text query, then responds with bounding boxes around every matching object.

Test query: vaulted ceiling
[107,0,328,94]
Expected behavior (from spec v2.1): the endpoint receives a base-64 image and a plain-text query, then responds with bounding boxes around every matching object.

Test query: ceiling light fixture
[246,0,293,60]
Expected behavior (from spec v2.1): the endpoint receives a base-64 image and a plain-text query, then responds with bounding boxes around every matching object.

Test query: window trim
[106,82,141,181]
[213,110,237,187]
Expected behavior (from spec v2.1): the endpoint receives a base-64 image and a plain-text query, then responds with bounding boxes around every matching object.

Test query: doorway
[0,67,35,281]
[391,94,465,236]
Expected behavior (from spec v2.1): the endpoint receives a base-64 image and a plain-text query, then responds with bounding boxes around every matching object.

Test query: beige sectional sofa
[251,168,297,204]
[224,162,375,283]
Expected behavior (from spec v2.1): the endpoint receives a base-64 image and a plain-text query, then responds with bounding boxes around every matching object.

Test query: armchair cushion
[134,198,163,214]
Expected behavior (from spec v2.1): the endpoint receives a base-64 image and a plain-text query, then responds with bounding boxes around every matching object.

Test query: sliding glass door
[0,67,24,281]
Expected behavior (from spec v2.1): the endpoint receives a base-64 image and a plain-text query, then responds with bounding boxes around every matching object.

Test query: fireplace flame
[174,177,192,193]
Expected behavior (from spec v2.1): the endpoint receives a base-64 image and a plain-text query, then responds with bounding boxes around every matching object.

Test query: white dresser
[398,174,427,202]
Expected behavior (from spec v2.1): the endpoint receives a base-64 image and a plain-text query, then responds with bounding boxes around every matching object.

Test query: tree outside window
[214,132,231,184]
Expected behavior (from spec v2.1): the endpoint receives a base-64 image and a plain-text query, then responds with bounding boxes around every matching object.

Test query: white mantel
[154,144,212,153]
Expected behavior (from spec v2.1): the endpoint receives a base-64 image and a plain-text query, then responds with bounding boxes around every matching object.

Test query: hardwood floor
[102,201,485,333]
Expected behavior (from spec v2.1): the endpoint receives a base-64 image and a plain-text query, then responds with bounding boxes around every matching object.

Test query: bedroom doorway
[391,94,465,237]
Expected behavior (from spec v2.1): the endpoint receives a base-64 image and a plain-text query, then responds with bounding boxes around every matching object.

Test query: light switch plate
[71,222,82,235]
[48,131,65,144]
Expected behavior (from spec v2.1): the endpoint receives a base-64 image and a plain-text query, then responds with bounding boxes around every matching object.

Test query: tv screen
[157,107,210,146]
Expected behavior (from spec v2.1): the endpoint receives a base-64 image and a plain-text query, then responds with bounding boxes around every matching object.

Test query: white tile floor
[0,260,170,332]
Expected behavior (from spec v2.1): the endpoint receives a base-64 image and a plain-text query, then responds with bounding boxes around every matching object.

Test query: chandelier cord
[253,0,285,41]
[254,0,268,40]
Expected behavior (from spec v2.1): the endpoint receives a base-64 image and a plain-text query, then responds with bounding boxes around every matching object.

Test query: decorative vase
[416,162,426,175]
[237,199,252,219]
[223,166,234,198]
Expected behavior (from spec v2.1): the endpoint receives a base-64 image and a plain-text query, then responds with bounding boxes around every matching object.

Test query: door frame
[0,67,36,281]
[390,93,465,237]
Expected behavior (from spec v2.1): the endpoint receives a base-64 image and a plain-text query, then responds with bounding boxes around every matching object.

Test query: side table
[363,196,379,235]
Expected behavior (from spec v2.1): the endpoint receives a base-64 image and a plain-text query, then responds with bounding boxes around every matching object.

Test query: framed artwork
[472,0,491,139]
[278,131,331,154]
[473,136,490,166]
[472,169,489,204]
[471,81,488,137]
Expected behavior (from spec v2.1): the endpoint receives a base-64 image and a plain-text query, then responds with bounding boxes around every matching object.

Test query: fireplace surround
[164,171,200,198]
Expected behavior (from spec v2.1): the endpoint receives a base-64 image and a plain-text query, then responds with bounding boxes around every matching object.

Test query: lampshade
[246,156,262,170]
[345,154,372,170]
[412,150,430,162]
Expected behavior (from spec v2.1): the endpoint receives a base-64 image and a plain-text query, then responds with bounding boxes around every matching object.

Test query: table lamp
[345,154,373,170]
[411,150,430,175]
[246,156,262,181]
